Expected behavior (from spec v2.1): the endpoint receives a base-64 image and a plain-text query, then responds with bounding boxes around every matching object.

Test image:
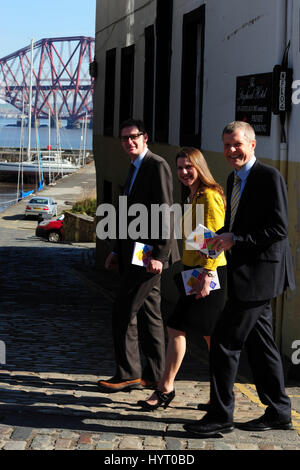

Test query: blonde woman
[138,147,227,411]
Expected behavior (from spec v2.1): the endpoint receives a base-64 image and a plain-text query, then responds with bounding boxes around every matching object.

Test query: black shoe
[197,403,210,411]
[237,415,293,432]
[184,418,234,437]
[138,389,175,411]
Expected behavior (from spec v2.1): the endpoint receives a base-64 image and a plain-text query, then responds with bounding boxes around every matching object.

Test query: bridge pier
[50,117,62,128]
[66,118,92,129]
[66,119,81,129]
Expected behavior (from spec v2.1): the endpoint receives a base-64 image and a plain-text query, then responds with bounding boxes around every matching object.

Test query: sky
[0,0,96,59]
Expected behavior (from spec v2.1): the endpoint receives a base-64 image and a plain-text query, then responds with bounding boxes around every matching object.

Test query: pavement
[0,163,300,455]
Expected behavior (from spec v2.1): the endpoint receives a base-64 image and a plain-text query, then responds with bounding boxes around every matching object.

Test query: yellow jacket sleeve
[182,189,226,270]
[201,190,226,270]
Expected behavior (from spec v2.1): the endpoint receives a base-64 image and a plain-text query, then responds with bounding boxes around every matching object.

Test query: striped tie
[229,173,241,231]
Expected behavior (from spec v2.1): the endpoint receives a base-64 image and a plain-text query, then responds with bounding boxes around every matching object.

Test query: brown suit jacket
[114,150,180,273]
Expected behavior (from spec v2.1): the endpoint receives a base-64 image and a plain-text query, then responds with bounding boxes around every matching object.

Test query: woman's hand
[192,273,212,299]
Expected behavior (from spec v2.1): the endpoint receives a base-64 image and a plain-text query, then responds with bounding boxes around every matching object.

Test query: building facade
[93,0,300,374]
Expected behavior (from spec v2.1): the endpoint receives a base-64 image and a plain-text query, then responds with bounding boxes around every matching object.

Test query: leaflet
[132,242,153,267]
[185,223,223,258]
[181,267,220,295]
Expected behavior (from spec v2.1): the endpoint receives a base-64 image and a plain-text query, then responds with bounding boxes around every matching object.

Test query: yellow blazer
[181,188,227,271]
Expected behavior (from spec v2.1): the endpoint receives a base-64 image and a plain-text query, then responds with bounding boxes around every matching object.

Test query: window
[143,25,155,141]
[104,49,116,136]
[180,5,205,147]
[155,0,173,143]
[119,44,135,126]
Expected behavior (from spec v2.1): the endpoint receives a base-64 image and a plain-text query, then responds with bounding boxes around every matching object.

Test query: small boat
[0,152,80,179]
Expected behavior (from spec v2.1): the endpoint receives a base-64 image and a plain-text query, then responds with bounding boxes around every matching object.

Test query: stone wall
[63,212,96,242]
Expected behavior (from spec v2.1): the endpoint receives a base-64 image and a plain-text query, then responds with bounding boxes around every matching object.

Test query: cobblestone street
[0,172,300,456]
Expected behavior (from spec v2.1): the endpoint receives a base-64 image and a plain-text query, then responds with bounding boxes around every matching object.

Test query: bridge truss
[0,36,94,126]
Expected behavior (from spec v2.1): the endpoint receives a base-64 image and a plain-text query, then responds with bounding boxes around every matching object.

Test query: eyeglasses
[120,132,144,142]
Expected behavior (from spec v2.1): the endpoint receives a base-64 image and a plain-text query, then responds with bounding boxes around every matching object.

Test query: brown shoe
[140,379,159,389]
[97,377,142,392]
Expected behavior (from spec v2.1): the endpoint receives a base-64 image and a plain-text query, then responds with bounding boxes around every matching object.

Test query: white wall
[95,0,300,163]
[169,0,290,161]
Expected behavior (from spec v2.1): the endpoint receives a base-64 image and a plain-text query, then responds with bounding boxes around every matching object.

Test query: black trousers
[112,268,165,382]
[209,297,291,423]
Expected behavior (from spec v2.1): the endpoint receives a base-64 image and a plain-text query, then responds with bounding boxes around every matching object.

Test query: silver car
[25,196,58,218]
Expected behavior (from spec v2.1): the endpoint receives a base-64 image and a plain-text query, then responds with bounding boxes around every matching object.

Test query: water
[0,182,34,212]
[0,117,93,212]
[0,117,92,150]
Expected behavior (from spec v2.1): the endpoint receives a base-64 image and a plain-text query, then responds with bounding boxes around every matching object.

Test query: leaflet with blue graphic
[181,267,220,295]
[185,223,223,258]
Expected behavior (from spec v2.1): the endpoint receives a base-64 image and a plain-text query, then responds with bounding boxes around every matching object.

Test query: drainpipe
[278,0,290,181]
[274,0,292,351]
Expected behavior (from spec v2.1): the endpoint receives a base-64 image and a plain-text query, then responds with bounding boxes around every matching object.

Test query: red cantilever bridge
[0,36,94,127]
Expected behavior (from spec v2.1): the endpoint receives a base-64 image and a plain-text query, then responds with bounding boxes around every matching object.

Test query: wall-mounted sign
[235,73,273,136]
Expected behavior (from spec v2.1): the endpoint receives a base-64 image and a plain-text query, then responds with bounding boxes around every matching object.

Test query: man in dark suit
[184,121,295,437]
[98,119,179,392]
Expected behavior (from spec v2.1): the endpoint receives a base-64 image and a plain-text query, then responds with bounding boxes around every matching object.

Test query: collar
[131,147,148,170]
[235,155,256,181]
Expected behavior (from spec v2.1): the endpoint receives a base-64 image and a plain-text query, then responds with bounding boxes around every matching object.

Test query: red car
[35,214,64,242]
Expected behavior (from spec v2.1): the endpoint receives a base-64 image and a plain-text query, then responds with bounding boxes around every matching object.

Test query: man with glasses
[98,118,179,392]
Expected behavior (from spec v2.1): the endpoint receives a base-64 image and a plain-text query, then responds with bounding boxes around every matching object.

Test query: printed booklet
[181,267,220,295]
[132,242,153,267]
[185,223,223,258]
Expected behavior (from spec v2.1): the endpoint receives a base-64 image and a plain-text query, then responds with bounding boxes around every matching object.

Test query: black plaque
[235,73,273,136]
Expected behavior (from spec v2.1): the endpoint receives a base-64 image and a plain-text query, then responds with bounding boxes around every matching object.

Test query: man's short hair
[119,118,147,135]
[222,121,256,142]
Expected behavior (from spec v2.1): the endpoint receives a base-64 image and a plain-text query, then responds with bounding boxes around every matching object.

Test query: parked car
[35,214,64,242]
[25,196,58,219]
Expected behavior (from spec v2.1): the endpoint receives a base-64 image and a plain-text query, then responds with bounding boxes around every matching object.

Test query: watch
[204,269,215,278]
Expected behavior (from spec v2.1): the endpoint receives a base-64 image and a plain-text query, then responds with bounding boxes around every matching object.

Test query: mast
[17,95,25,199]
[27,38,34,161]
[83,112,88,166]
[48,108,52,183]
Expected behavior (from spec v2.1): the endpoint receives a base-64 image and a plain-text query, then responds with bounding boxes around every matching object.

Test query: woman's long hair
[176,147,226,207]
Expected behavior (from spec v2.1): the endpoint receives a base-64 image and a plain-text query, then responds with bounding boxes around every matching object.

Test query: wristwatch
[204,269,215,278]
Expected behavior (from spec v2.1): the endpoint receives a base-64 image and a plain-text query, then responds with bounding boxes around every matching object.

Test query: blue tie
[229,174,241,231]
[123,163,135,195]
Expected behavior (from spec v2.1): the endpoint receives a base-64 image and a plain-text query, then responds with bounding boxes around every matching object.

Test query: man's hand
[105,252,119,270]
[146,258,163,274]
[209,233,235,252]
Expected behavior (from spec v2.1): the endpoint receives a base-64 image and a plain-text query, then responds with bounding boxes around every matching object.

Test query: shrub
[71,197,97,216]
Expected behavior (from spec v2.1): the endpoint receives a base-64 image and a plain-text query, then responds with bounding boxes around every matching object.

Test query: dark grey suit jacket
[219,160,295,301]
[115,150,180,273]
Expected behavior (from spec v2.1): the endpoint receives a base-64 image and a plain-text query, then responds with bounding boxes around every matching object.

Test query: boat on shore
[0,151,81,180]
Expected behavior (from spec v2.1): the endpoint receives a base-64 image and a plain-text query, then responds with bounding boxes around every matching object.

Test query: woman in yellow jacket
[138,147,227,411]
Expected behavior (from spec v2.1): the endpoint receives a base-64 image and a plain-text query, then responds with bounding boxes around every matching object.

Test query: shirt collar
[132,146,148,169]
[236,155,256,181]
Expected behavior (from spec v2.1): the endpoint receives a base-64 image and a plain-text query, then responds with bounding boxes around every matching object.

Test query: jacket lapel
[127,151,151,202]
